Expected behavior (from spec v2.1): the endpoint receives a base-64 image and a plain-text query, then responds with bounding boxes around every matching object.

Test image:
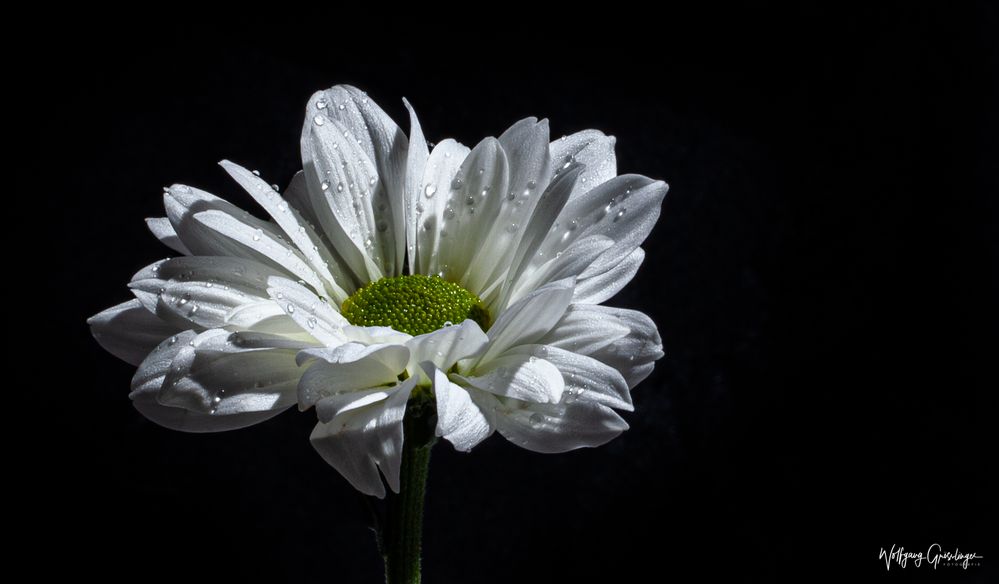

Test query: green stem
[382,390,436,584]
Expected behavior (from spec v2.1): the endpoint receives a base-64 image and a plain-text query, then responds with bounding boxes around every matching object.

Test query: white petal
[506,235,613,305]
[88,299,181,366]
[500,163,582,307]
[145,217,190,255]
[302,115,390,282]
[220,160,351,302]
[190,208,326,293]
[129,330,290,432]
[431,368,494,452]
[405,320,488,380]
[475,278,574,365]
[486,392,629,453]
[297,343,409,409]
[460,119,553,302]
[223,300,301,335]
[458,352,564,404]
[402,98,429,272]
[414,139,470,277]
[540,305,663,389]
[267,276,349,346]
[315,389,392,424]
[157,329,304,414]
[549,130,617,197]
[507,345,632,411]
[431,138,511,290]
[341,325,413,345]
[132,400,287,433]
[302,86,409,276]
[310,377,416,498]
[573,246,645,304]
[513,176,666,296]
[128,256,284,330]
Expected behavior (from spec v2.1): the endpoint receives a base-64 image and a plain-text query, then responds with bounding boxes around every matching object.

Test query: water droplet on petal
[287,304,295,314]
[424,184,437,198]
[529,413,545,426]
[613,208,627,222]
[336,182,344,193]
[313,115,325,126]
[316,98,328,109]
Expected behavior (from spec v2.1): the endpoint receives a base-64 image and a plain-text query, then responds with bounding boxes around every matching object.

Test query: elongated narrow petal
[310,377,416,498]
[458,352,564,404]
[220,160,351,303]
[297,343,409,409]
[266,276,349,346]
[475,278,575,365]
[145,217,190,255]
[302,86,409,276]
[414,139,470,277]
[88,299,182,366]
[573,247,645,304]
[549,130,617,197]
[430,367,494,452]
[540,305,664,388]
[128,256,284,330]
[403,98,429,271]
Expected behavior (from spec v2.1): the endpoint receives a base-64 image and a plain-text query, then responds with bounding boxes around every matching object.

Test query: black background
[37,4,994,582]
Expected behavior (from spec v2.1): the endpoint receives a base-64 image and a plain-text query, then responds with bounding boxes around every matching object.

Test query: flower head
[89,85,666,497]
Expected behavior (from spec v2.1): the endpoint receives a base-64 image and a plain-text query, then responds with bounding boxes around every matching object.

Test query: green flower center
[340,274,490,336]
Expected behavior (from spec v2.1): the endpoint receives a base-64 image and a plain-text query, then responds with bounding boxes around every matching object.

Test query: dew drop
[450,176,464,190]
[443,321,453,327]
[424,184,437,198]
[252,169,261,176]
[313,115,325,126]
[465,195,475,206]
[376,220,389,232]
[252,230,262,242]
[287,304,296,314]
[316,98,328,109]
[505,222,518,233]
[613,208,627,222]
[444,207,456,220]
[321,181,330,191]
[336,182,344,193]
[307,317,317,329]
[529,413,546,426]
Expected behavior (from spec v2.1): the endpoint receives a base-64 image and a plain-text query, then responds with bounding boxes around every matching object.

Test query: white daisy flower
[89,85,666,498]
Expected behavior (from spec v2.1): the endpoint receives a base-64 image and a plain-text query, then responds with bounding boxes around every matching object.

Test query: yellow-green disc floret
[341,274,491,336]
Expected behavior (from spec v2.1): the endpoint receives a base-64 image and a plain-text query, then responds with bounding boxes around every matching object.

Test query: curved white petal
[474,278,575,365]
[128,256,284,330]
[573,246,645,304]
[302,86,409,277]
[510,176,666,300]
[145,217,190,255]
[266,276,349,346]
[297,343,409,409]
[414,139,470,277]
[507,345,632,411]
[484,392,629,453]
[549,130,617,198]
[220,160,351,303]
[157,329,303,415]
[310,377,416,498]
[431,368,494,452]
[458,352,564,404]
[403,98,429,271]
[460,119,553,302]
[434,137,510,289]
[88,299,182,366]
[540,305,663,389]
[129,330,291,432]
[405,320,488,381]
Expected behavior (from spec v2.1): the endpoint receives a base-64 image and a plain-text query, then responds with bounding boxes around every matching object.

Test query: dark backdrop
[38,5,994,582]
